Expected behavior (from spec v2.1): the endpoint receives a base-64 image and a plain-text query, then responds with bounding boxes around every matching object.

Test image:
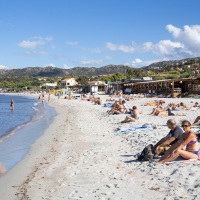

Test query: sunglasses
[182,124,190,127]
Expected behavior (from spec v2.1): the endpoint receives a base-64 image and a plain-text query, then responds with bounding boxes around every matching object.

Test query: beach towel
[115,124,156,134]
[104,103,113,108]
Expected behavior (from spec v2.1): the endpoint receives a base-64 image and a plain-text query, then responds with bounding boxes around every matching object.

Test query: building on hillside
[61,78,78,88]
[88,81,107,93]
[118,77,200,97]
[41,82,57,87]
[38,77,48,81]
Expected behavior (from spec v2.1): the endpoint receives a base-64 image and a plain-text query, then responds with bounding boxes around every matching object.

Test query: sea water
[0,94,56,173]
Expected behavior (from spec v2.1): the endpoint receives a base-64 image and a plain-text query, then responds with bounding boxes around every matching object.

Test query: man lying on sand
[154,119,183,156]
[159,120,199,164]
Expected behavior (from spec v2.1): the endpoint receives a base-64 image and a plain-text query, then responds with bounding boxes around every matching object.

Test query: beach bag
[137,144,155,161]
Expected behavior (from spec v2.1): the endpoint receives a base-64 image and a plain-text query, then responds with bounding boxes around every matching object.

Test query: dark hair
[132,106,137,109]
[181,120,191,126]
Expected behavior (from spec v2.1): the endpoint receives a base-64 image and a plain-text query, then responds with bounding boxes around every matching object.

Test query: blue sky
[1,0,200,69]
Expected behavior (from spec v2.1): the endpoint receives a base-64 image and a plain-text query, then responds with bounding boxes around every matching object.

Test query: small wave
[32,107,39,111]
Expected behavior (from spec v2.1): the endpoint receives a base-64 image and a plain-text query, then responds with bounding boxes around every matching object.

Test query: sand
[0,93,200,200]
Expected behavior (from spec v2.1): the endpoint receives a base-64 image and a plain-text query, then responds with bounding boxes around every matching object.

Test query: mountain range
[0,57,199,77]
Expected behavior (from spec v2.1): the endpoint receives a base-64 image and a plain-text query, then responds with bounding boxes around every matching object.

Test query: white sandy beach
[0,94,200,200]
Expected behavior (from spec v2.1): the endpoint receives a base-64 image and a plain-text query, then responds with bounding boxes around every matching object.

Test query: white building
[41,82,57,87]
[61,78,78,88]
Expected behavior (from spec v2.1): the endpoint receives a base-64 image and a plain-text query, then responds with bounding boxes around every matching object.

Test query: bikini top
[187,140,197,146]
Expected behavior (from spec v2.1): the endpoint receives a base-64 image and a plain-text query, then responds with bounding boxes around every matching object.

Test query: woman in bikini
[159,120,199,164]
[121,106,142,123]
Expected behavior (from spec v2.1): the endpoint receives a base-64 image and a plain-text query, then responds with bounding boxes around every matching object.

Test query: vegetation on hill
[0,57,199,92]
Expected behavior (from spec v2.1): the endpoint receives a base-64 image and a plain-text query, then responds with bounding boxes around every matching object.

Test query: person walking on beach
[154,119,183,155]
[10,99,14,111]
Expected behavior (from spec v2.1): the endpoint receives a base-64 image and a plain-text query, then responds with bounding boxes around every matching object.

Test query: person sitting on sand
[107,101,121,115]
[121,106,142,123]
[154,119,183,156]
[108,101,124,115]
[159,120,199,164]
[192,116,200,126]
[121,100,130,113]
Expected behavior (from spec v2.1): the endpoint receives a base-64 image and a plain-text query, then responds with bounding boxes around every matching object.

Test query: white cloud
[44,64,56,67]
[166,24,200,55]
[106,24,200,59]
[132,58,142,64]
[50,45,56,49]
[125,59,159,68]
[25,51,48,56]
[104,56,113,60]
[0,64,8,69]
[80,59,102,66]
[18,36,53,49]
[106,42,136,53]
[153,40,187,57]
[61,64,73,69]
[66,41,79,46]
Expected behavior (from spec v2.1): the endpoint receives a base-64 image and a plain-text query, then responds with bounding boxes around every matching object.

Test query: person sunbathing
[150,105,186,116]
[192,116,200,126]
[121,106,142,123]
[106,98,115,102]
[144,100,165,107]
[159,120,199,164]
[190,102,200,111]
[150,106,168,116]
[177,102,191,110]
[94,97,102,105]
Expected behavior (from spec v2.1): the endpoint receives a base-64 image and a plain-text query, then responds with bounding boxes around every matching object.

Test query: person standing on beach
[10,99,14,111]
[42,95,45,105]
[48,94,51,102]
[154,119,183,155]
[0,163,5,175]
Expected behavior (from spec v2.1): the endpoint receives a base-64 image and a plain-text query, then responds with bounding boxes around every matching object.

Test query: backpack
[196,131,200,142]
[137,144,155,161]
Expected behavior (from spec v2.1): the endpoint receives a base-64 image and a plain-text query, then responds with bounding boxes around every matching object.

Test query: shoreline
[0,94,199,199]
[0,95,63,199]
[0,93,56,173]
